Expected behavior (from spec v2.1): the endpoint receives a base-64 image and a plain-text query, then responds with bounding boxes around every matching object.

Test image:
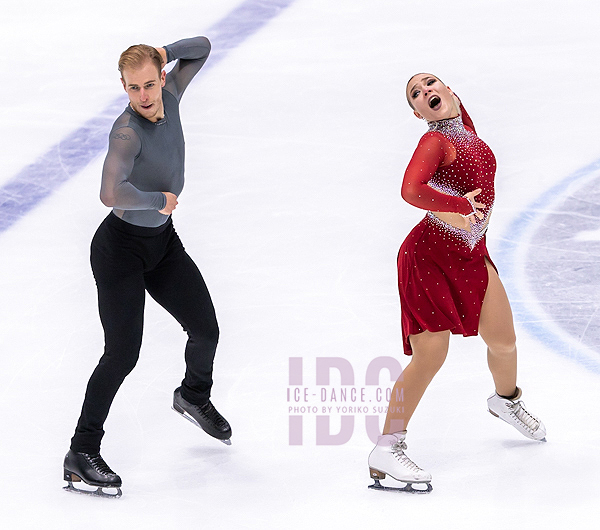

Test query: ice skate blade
[173,404,203,428]
[63,481,122,499]
[368,479,432,494]
[172,405,232,445]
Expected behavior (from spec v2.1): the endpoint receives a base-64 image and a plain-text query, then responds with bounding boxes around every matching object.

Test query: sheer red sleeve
[401,132,474,215]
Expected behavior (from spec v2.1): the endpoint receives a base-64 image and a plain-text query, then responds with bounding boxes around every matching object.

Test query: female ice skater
[367,73,546,493]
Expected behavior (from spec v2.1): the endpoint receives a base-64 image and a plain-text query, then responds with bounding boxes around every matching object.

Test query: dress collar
[427,115,466,136]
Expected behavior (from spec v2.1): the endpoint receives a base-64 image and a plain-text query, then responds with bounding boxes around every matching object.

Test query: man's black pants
[70,213,219,453]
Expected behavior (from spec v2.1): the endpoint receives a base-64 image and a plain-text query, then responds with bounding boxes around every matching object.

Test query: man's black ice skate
[172,387,232,445]
[63,450,122,498]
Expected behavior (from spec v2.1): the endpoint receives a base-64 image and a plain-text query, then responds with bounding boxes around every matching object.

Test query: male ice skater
[64,36,231,498]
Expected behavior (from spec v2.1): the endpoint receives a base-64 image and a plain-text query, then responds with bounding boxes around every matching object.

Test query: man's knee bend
[207,320,219,343]
[188,320,219,344]
[100,348,141,378]
[121,354,140,376]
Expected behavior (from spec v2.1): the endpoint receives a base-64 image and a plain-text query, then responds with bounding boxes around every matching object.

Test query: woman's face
[406,74,459,122]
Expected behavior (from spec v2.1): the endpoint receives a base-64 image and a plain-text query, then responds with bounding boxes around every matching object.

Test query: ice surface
[0,0,599,528]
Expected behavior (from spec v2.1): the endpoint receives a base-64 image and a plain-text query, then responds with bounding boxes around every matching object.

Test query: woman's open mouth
[428,95,441,109]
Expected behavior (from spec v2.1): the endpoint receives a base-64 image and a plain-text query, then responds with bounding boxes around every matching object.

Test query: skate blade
[63,481,122,499]
[173,404,203,428]
[172,405,232,445]
[368,478,432,494]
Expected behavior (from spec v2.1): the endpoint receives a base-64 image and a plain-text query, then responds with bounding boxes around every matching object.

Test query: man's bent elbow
[100,191,116,207]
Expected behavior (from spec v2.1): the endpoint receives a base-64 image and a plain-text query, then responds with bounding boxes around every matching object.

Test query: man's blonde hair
[118,44,162,77]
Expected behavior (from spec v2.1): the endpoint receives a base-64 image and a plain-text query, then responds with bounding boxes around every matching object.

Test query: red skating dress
[398,106,496,355]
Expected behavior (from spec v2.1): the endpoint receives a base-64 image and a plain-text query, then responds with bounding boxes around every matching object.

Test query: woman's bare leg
[479,259,517,397]
[383,330,450,434]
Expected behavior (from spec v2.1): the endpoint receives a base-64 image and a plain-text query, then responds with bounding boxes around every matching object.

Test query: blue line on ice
[0,0,296,234]
[496,158,600,374]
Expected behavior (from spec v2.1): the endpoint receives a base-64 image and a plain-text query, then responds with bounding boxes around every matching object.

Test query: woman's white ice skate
[368,432,432,493]
[487,387,546,441]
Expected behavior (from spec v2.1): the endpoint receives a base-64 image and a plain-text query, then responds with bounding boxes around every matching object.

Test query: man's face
[121,61,166,122]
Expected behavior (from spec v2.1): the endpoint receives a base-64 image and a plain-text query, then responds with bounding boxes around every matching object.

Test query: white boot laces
[509,400,540,433]
[391,441,422,472]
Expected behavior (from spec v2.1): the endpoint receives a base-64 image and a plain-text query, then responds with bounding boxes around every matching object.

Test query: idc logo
[287,357,403,445]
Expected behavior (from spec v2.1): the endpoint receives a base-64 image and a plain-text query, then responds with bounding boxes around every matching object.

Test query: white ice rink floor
[1,0,599,528]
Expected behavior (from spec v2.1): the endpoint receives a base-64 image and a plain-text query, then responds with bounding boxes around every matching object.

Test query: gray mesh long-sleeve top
[100,36,211,227]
